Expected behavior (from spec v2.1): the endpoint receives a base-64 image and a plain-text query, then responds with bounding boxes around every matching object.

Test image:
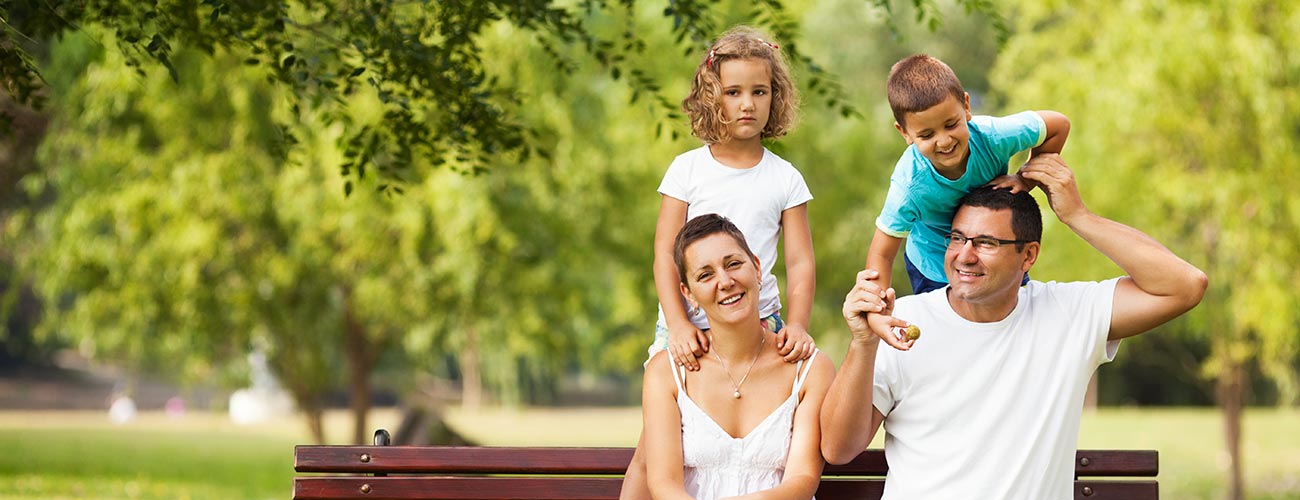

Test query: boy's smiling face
[896,92,973,177]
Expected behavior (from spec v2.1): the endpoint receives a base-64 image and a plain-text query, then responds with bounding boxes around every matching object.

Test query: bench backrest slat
[295,446,1157,477]
[295,446,635,474]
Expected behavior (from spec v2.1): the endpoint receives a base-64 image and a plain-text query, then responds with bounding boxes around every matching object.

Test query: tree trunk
[343,286,375,445]
[461,325,482,411]
[302,406,326,444]
[1218,361,1246,500]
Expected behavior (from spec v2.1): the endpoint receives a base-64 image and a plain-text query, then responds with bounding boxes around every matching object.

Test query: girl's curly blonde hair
[682,26,799,144]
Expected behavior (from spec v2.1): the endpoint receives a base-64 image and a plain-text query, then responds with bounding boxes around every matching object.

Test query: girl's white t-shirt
[657,145,813,330]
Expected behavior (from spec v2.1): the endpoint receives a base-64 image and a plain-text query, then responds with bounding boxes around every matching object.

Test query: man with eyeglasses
[822,154,1207,499]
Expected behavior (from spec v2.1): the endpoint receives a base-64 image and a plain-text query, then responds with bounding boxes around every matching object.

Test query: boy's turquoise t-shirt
[875,111,1046,283]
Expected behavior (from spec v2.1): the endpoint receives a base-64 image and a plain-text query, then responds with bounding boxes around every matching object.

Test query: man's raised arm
[1020,154,1208,340]
[821,270,894,464]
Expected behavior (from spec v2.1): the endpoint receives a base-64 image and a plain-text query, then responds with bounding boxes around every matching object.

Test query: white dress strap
[791,349,820,396]
[668,358,687,393]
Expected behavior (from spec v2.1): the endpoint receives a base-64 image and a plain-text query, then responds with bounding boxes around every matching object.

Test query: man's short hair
[957,186,1042,250]
[886,54,965,129]
[672,214,757,285]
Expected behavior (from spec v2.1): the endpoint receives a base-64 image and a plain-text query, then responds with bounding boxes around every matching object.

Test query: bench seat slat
[294,477,1157,500]
[296,446,1156,476]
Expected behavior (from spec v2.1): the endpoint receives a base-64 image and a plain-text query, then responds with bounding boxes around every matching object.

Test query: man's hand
[843,270,914,350]
[1018,153,1089,225]
[775,323,816,363]
[667,323,708,371]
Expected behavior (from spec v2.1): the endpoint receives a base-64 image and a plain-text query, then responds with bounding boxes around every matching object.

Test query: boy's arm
[995,110,1070,192]
[864,228,902,293]
[1031,110,1070,157]
[654,195,708,371]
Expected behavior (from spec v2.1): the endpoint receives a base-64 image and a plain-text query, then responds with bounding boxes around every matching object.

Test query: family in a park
[618,26,1208,500]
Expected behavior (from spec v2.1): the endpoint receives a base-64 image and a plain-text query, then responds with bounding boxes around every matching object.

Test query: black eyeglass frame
[943,232,1037,252]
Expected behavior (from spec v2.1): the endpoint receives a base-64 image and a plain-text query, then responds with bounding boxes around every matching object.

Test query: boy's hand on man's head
[775,323,816,363]
[986,173,1035,194]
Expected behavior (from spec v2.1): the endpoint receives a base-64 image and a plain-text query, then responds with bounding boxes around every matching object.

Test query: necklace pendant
[733,390,742,399]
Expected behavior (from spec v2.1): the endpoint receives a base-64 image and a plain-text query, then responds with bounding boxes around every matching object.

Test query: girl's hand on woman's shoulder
[776,324,816,362]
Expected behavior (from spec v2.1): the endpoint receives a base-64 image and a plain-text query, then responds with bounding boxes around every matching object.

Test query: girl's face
[680,233,761,327]
[717,58,772,142]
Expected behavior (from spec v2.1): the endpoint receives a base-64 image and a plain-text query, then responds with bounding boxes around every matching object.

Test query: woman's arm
[724,353,834,500]
[777,203,816,362]
[655,195,708,371]
[643,353,695,500]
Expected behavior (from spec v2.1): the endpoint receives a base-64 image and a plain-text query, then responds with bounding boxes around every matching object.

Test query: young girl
[652,26,816,372]
[621,26,817,500]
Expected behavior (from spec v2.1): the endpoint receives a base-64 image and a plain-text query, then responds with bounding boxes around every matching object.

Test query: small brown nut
[904,324,921,341]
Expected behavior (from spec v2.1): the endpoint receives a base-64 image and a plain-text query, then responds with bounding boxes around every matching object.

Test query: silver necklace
[709,331,765,399]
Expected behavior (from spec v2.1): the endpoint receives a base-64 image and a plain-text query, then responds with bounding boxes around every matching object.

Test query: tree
[991,2,1300,498]
[0,0,1000,187]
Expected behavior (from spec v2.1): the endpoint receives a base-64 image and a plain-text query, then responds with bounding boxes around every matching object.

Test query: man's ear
[1021,241,1040,273]
[894,121,913,145]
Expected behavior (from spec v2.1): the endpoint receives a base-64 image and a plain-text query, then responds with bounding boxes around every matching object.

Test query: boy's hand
[986,173,1034,194]
[775,323,816,363]
[667,323,709,371]
[868,309,916,351]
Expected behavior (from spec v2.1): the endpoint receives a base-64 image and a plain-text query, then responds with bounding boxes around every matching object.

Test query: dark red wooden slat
[294,477,623,500]
[295,446,635,474]
[293,477,1157,500]
[814,478,887,497]
[296,446,1156,477]
[1074,450,1159,476]
[1075,480,1158,500]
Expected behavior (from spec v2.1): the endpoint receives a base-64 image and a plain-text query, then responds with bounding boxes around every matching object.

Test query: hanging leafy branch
[0,0,1004,189]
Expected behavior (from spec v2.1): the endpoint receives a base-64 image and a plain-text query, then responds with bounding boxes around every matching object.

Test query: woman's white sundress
[670,351,818,500]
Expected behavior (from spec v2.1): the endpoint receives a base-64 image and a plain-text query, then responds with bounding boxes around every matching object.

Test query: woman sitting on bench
[639,214,836,500]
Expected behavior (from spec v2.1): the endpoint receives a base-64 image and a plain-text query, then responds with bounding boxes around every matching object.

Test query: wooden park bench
[294,430,1158,500]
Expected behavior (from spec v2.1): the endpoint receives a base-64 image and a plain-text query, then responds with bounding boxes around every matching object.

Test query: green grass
[0,407,1296,499]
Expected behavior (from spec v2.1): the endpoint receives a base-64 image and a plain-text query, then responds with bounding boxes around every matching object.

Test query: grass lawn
[0,407,1296,499]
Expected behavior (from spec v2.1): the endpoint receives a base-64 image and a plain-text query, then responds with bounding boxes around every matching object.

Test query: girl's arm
[723,353,834,500]
[655,195,708,371]
[643,353,696,500]
[776,203,815,362]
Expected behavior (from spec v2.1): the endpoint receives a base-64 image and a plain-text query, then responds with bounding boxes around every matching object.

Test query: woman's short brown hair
[682,26,799,144]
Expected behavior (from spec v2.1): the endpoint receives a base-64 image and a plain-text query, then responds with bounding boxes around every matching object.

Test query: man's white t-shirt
[657,145,813,330]
[872,279,1121,500]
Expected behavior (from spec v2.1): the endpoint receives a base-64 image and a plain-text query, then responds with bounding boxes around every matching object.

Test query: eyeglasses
[944,232,1035,253]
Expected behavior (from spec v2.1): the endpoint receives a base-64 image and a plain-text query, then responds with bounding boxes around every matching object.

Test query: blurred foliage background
[1,0,1298,498]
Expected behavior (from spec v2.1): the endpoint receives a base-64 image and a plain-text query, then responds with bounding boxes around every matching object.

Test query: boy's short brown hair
[682,26,799,144]
[886,54,965,129]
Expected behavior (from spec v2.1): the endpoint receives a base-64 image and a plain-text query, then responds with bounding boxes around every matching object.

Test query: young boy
[866,54,1069,295]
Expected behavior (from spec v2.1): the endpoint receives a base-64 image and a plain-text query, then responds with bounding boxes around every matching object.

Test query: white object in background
[108,396,137,424]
